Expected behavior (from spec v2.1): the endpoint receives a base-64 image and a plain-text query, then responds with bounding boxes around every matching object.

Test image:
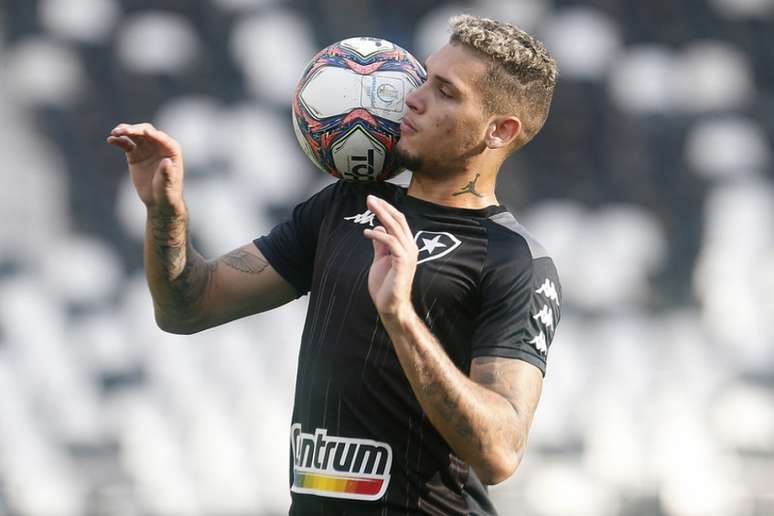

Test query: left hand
[363,195,418,319]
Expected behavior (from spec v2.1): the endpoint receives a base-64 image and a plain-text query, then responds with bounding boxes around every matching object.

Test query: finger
[367,228,388,258]
[366,195,412,247]
[368,226,389,257]
[106,135,137,153]
[141,125,181,155]
[370,195,414,243]
[111,122,154,135]
[110,123,131,136]
[110,122,153,137]
[363,227,405,258]
[378,197,414,241]
[113,123,180,155]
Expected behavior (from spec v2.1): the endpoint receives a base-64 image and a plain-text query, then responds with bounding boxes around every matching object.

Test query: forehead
[425,42,488,92]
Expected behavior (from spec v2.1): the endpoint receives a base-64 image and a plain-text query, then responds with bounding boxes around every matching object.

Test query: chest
[315,209,488,325]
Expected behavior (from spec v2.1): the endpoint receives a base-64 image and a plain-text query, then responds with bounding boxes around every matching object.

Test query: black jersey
[254,180,561,515]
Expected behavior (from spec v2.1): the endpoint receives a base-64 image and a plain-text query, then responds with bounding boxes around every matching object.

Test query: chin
[395,145,424,173]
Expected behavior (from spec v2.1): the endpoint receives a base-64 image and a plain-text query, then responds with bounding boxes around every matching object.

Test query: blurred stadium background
[1,0,773,515]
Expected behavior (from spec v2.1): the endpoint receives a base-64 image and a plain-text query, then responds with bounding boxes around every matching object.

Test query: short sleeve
[253,181,341,297]
[470,232,562,376]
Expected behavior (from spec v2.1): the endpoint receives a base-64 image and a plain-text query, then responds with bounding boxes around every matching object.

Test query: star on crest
[418,235,447,255]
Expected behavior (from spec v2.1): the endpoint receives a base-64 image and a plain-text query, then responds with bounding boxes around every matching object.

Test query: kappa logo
[535,279,560,306]
[530,332,548,355]
[529,278,559,355]
[290,424,392,501]
[344,209,376,227]
[344,212,463,265]
[414,231,462,265]
[532,305,555,331]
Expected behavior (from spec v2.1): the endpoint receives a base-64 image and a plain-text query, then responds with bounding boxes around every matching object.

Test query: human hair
[449,15,557,151]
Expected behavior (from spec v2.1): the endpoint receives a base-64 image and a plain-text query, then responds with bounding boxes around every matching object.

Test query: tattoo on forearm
[150,211,213,308]
[421,370,484,448]
[454,419,476,440]
[474,357,518,404]
[220,249,269,274]
[452,173,483,198]
[151,212,188,277]
[472,357,525,451]
[172,242,212,306]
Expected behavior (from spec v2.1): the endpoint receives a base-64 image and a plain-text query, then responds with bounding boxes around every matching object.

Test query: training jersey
[254,180,561,515]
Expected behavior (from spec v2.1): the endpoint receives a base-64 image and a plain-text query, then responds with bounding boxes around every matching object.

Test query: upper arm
[471,227,562,376]
[177,182,341,333]
[470,356,543,451]
[192,243,297,331]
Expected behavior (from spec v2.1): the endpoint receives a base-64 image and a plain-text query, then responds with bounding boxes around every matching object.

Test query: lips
[400,116,417,134]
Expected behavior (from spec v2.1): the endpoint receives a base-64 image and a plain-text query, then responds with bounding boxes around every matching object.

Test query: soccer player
[107,15,560,515]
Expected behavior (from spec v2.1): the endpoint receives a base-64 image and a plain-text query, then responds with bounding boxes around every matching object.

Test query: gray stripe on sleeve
[488,211,549,259]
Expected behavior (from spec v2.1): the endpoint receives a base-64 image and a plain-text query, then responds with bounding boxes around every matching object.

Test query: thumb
[158,157,177,182]
[159,157,174,172]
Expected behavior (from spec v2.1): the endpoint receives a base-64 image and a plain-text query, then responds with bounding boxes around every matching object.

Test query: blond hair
[449,15,557,150]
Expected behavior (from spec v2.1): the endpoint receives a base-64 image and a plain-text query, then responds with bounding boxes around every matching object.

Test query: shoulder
[479,209,561,297]
[481,210,552,267]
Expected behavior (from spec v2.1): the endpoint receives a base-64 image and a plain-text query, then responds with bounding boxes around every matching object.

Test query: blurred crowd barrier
[0,1,773,515]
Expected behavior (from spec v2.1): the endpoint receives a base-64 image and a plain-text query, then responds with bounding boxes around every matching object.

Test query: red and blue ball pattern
[292,38,426,182]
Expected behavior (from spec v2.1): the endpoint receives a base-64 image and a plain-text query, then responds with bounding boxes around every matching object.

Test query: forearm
[381,308,524,484]
[144,206,213,332]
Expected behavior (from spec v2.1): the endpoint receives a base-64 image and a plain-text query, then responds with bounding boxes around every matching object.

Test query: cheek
[432,114,460,139]
[433,114,476,147]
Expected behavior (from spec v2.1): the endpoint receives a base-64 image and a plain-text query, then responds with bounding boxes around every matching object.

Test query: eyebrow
[423,62,461,93]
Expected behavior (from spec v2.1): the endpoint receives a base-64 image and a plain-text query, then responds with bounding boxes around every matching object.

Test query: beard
[395,134,487,177]
[395,145,424,173]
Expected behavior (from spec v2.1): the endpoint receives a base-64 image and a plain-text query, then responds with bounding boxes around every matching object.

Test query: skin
[397,41,523,210]
[106,123,295,334]
[366,42,542,484]
[106,40,543,486]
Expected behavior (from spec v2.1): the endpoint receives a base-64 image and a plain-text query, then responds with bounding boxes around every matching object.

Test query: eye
[438,85,452,98]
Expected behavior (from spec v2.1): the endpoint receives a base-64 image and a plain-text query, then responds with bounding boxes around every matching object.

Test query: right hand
[107,123,185,214]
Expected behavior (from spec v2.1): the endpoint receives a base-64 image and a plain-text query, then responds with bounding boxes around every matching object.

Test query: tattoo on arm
[420,368,484,449]
[173,242,213,306]
[472,356,542,453]
[150,212,187,277]
[452,173,484,198]
[150,212,214,308]
[220,249,269,274]
[472,357,519,411]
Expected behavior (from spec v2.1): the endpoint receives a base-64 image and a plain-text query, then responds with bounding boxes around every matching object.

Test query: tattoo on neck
[452,173,484,198]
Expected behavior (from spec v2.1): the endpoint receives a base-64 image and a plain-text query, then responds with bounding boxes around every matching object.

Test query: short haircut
[449,15,557,151]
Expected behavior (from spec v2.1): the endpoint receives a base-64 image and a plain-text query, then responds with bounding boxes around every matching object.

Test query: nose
[405,82,426,114]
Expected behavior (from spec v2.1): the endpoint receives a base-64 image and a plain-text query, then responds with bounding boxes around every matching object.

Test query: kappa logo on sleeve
[529,278,560,356]
[535,278,560,306]
[290,424,392,501]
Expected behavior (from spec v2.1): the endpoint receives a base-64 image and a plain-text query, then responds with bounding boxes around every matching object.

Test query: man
[107,15,560,515]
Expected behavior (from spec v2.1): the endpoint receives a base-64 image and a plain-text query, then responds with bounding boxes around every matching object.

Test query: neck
[407,168,498,209]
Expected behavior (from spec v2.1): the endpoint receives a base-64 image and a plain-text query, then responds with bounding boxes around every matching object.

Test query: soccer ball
[292,37,426,182]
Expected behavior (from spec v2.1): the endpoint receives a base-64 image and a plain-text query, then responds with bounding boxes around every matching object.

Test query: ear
[485,116,522,150]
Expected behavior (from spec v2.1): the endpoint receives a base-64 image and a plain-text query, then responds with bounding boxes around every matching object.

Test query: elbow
[157,321,199,335]
[154,310,203,335]
[474,447,523,485]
